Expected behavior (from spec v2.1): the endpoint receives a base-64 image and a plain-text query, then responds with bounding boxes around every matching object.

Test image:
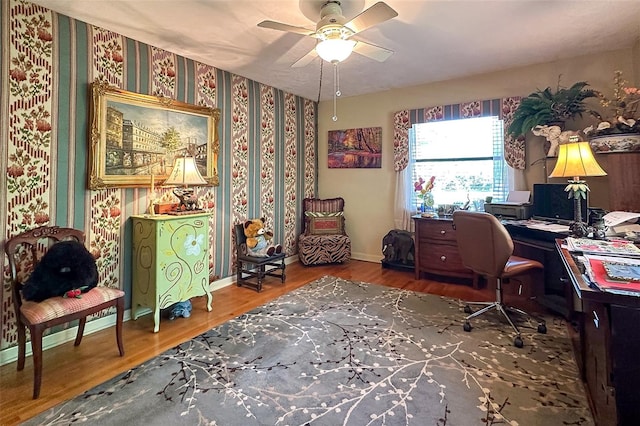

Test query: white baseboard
[0,310,132,366]
[0,255,301,367]
[210,274,234,292]
[351,252,382,263]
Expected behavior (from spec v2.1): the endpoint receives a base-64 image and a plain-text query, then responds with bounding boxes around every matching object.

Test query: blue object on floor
[169,300,192,320]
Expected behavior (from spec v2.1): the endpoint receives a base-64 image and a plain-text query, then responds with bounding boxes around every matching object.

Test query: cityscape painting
[88,81,220,189]
[328,127,382,168]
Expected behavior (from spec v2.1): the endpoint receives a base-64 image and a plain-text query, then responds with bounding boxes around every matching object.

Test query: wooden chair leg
[17,323,26,371]
[257,265,265,292]
[31,326,44,399]
[116,297,125,356]
[236,261,243,287]
[74,317,87,346]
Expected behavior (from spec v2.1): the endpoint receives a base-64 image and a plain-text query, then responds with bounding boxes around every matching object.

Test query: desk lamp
[164,155,207,214]
[548,139,607,237]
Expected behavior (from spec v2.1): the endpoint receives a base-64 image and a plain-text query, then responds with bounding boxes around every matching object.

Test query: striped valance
[393,97,525,171]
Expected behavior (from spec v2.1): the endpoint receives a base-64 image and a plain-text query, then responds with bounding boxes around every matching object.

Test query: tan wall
[633,38,640,84]
[317,49,635,262]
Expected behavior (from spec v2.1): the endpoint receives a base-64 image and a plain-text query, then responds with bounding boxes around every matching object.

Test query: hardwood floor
[0,259,538,425]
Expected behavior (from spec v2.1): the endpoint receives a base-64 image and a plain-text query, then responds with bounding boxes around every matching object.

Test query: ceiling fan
[258,1,398,67]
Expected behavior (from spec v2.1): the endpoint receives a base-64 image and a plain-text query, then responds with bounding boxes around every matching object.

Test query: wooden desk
[556,240,640,426]
[413,216,573,305]
[505,224,573,318]
[413,216,473,283]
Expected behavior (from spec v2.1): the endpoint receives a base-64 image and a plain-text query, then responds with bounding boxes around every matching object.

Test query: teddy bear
[243,217,283,257]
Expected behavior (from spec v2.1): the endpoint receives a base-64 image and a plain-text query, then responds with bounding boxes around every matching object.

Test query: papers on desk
[603,211,640,237]
[582,254,640,296]
[566,237,640,256]
[515,219,570,233]
[525,222,570,233]
[603,211,640,228]
[568,236,640,295]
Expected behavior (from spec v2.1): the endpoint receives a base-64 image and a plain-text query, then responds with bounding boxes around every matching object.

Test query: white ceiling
[30,0,640,101]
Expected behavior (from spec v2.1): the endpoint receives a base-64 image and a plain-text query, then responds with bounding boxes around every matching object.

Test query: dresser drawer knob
[440,230,446,235]
[440,255,446,262]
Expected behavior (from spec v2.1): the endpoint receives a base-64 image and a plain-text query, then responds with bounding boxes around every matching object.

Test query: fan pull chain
[335,62,341,97]
[332,62,339,121]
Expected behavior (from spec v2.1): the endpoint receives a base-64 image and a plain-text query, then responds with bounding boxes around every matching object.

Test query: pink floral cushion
[20,287,124,325]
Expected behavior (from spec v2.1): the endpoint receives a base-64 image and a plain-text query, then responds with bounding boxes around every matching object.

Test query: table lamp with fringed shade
[548,140,607,237]
[164,155,207,214]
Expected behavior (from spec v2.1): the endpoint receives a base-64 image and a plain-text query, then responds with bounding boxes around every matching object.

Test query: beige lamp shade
[548,142,607,179]
[164,156,207,186]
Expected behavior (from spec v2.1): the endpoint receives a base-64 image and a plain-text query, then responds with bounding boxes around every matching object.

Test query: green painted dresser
[131,213,212,332]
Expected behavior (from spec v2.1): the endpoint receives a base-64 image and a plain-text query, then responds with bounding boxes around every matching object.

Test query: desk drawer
[416,221,457,243]
[418,243,468,274]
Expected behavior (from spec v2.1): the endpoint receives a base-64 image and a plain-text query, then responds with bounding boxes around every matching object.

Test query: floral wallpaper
[88,28,127,323]
[0,0,317,353]
[6,2,54,232]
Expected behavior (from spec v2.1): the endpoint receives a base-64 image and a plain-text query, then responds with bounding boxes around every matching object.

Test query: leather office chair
[234,223,286,292]
[452,211,546,348]
[4,226,125,398]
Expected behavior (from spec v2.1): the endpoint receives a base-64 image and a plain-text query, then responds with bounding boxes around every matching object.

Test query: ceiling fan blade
[344,2,398,34]
[257,20,316,37]
[353,40,394,62]
[291,48,319,68]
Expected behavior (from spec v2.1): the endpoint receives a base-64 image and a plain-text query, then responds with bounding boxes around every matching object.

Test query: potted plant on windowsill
[583,70,640,153]
[507,79,598,143]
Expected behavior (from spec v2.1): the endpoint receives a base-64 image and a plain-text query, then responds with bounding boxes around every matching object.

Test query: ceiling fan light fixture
[316,38,356,63]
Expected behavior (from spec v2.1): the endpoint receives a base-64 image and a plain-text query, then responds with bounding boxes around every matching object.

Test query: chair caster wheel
[514,336,524,348]
[464,305,472,314]
[463,321,472,332]
[537,323,547,334]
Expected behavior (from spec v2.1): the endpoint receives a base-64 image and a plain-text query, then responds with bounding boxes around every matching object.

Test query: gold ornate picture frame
[89,80,220,189]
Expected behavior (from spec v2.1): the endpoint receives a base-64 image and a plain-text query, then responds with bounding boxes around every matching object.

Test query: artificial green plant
[508,79,598,138]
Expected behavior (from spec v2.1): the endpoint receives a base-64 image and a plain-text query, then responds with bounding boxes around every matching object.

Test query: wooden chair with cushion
[4,226,125,398]
[298,197,351,266]
[234,223,286,292]
[452,210,546,348]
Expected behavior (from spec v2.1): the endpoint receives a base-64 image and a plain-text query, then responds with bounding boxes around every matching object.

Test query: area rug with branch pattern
[27,275,593,425]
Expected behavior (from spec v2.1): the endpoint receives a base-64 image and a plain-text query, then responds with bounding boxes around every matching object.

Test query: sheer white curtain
[393,128,416,231]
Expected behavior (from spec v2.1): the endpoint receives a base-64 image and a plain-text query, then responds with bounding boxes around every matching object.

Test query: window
[410,116,511,211]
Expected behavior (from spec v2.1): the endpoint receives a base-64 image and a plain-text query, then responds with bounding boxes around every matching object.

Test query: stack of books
[566,237,640,295]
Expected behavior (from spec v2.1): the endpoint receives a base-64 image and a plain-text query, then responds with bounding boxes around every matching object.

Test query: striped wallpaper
[0,0,317,351]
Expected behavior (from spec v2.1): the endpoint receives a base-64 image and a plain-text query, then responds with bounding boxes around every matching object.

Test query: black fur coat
[21,241,98,302]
